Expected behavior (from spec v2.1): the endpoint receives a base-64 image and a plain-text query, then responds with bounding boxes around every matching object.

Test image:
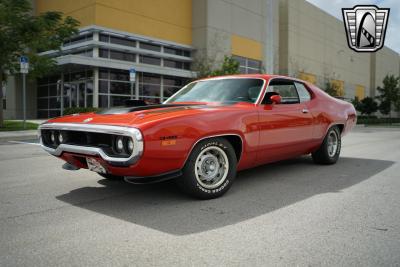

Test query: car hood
[45,103,251,128]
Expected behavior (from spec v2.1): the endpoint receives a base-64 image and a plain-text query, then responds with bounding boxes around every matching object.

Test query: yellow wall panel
[298,72,316,84]
[94,0,192,45]
[355,85,365,100]
[331,79,345,97]
[35,0,96,27]
[231,34,263,61]
[36,0,192,45]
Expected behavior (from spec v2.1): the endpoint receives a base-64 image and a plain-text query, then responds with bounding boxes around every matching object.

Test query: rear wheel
[176,137,237,199]
[312,126,341,164]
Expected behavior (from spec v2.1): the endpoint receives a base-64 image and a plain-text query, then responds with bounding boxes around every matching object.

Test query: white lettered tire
[177,137,237,199]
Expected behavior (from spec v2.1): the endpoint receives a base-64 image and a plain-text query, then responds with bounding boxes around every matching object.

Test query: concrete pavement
[0,127,399,266]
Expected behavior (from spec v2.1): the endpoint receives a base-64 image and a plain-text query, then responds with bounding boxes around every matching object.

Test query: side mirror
[270,94,282,104]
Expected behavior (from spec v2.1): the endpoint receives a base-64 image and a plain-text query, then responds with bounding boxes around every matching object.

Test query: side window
[295,82,311,102]
[264,79,299,104]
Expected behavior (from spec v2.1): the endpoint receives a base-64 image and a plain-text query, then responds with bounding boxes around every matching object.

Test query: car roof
[198,74,306,83]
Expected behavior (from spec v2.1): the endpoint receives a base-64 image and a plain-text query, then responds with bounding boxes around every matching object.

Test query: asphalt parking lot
[1,126,400,266]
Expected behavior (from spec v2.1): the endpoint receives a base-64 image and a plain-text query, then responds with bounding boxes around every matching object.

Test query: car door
[256,79,314,164]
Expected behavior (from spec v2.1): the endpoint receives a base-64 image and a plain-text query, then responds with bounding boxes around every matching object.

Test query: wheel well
[220,135,243,162]
[335,124,344,134]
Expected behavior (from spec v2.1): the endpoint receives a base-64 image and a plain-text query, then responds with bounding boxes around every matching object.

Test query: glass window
[37,110,48,119]
[49,97,61,109]
[99,69,109,79]
[99,34,109,42]
[165,79,264,104]
[110,95,131,107]
[110,70,129,81]
[49,110,61,118]
[37,86,48,97]
[266,80,299,104]
[139,42,161,52]
[110,81,131,95]
[164,86,180,98]
[140,84,160,97]
[164,47,183,56]
[37,98,48,109]
[295,82,311,102]
[110,36,136,47]
[141,73,161,84]
[86,95,93,107]
[109,50,135,62]
[49,84,58,96]
[139,55,161,66]
[86,81,93,94]
[164,59,183,69]
[183,50,191,57]
[99,94,109,108]
[99,48,109,58]
[164,76,185,86]
[99,81,109,94]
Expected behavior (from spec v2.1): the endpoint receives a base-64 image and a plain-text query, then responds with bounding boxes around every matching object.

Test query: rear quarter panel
[306,83,357,141]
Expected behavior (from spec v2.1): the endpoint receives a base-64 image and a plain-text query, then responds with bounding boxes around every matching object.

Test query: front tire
[177,137,237,199]
[312,126,341,164]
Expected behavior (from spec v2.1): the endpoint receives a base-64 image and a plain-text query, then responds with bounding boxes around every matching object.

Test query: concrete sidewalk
[0,130,38,142]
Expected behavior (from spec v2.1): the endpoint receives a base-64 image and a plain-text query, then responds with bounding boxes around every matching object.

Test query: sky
[305,0,400,53]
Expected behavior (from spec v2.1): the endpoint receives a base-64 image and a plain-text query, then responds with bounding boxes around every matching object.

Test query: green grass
[0,120,39,131]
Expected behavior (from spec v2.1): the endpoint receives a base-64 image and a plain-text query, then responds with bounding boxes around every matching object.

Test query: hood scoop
[96,104,200,115]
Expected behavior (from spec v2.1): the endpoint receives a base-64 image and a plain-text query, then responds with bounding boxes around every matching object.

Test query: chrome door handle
[302,109,309,114]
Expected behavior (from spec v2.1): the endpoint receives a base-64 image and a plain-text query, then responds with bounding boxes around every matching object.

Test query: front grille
[41,129,130,158]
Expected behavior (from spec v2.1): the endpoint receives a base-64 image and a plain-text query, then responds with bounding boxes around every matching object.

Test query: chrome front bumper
[39,123,143,165]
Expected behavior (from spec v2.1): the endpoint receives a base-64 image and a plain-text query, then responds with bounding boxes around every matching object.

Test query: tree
[376,75,400,118]
[357,97,378,117]
[194,55,240,79]
[324,81,340,97]
[351,96,362,111]
[0,0,79,127]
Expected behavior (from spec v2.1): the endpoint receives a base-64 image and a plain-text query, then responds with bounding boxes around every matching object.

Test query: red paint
[49,74,356,178]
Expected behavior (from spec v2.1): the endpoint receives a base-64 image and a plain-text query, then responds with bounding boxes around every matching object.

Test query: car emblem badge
[342,5,390,52]
[83,118,93,123]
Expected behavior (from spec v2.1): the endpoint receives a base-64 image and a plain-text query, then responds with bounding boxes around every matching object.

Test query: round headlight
[50,132,56,143]
[116,136,124,153]
[58,132,65,143]
[127,138,134,153]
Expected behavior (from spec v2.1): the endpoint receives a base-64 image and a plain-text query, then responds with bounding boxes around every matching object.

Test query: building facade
[3,0,400,119]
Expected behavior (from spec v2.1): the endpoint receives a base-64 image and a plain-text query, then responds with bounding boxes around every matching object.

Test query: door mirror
[270,94,282,104]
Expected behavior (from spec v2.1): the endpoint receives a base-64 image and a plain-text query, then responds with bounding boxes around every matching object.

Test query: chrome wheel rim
[327,130,338,157]
[194,146,229,189]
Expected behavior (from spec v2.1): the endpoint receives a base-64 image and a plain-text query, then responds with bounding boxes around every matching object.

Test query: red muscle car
[39,74,357,199]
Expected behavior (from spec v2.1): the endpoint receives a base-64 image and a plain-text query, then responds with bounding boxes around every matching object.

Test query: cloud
[305,0,400,53]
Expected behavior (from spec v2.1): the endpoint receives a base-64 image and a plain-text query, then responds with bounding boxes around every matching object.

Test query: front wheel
[176,137,237,199]
[312,126,341,164]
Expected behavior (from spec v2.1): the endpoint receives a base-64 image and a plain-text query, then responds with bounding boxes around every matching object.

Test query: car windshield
[165,78,264,104]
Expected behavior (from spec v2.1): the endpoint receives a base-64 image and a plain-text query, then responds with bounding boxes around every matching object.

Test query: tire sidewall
[324,126,341,163]
[181,138,237,199]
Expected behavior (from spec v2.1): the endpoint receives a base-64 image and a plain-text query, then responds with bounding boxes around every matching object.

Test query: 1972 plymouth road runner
[39,74,357,199]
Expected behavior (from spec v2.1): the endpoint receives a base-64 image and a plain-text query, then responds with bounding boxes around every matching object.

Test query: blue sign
[20,56,28,63]
[129,68,136,82]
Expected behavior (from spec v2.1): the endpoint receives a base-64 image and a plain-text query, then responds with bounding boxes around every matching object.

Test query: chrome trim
[39,123,143,165]
[182,133,244,168]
